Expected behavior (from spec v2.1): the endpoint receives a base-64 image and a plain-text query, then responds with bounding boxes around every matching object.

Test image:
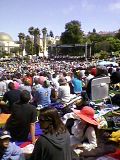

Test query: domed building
[0,32,19,54]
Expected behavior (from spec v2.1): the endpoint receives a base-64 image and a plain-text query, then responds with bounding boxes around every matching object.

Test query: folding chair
[89,76,111,108]
[91,76,110,101]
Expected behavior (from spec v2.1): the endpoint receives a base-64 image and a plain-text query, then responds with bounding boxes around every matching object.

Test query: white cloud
[108,2,120,11]
[61,0,95,15]
[80,0,95,11]
[62,5,76,15]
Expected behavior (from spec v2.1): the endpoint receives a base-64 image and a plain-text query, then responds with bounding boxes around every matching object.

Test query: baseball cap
[0,130,11,139]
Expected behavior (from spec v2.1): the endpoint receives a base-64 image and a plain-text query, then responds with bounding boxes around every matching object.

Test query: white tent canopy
[97,60,118,67]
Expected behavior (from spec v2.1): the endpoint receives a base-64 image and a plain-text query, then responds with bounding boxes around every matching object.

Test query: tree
[33,28,40,56]
[18,33,25,55]
[25,35,33,55]
[88,31,102,43]
[28,27,40,56]
[106,37,120,52]
[99,50,108,59]
[93,28,96,33]
[47,40,52,46]
[115,29,120,40]
[94,41,111,53]
[42,27,47,56]
[10,47,20,55]
[114,51,120,57]
[87,30,103,55]
[28,27,34,54]
[18,32,25,42]
[95,50,108,60]
[42,27,47,37]
[49,30,54,37]
[60,20,84,44]
[28,27,34,38]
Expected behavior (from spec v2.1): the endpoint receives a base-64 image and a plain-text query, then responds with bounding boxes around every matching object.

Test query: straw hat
[73,106,98,126]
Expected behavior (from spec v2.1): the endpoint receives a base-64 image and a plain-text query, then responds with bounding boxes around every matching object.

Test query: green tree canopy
[95,50,108,59]
[18,33,25,51]
[25,35,33,55]
[28,27,40,55]
[88,31,102,43]
[94,40,111,53]
[115,29,120,40]
[106,37,120,52]
[60,20,84,44]
[28,27,34,36]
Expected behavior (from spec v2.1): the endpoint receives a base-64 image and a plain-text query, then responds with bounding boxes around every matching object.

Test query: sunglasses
[39,117,52,122]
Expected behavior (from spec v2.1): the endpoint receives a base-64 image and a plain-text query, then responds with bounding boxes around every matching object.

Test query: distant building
[87,30,118,37]
[98,30,118,36]
[0,32,19,54]
[46,36,60,45]
[36,35,60,57]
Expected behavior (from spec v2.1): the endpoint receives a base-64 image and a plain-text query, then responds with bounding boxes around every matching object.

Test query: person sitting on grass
[5,90,37,144]
[0,130,25,160]
[30,107,71,160]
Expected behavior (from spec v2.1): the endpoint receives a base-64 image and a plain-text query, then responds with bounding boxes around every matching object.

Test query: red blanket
[108,149,120,160]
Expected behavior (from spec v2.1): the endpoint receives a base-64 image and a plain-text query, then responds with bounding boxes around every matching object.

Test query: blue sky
[0,0,120,40]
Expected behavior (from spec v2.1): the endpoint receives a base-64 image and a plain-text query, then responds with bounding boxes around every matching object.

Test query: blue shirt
[37,86,51,107]
[1,142,25,160]
[72,78,82,94]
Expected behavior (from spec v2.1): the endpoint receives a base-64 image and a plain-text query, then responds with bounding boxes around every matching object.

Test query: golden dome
[0,32,13,42]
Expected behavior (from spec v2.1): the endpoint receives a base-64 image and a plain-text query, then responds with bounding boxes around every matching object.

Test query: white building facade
[0,32,19,54]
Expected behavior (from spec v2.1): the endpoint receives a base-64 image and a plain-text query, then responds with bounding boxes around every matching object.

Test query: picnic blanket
[0,113,11,127]
[13,122,42,146]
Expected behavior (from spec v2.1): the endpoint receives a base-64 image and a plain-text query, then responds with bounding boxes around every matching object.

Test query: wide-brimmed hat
[58,78,67,85]
[0,130,11,139]
[73,106,98,125]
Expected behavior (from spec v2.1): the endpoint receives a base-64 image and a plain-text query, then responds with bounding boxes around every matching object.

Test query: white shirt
[72,120,97,151]
[52,77,59,89]
[85,74,94,86]
[0,81,7,95]
[58,84,71,102]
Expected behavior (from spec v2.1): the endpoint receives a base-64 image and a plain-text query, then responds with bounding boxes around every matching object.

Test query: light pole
[85,42,88,62]
[90,45,91,57]
[7,42,10,54]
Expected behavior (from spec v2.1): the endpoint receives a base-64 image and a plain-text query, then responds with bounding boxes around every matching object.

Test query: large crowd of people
[0,57,120,160]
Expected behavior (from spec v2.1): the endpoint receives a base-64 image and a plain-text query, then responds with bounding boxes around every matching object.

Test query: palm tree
[18,33,25,46]
[42,27,47,56]
[28,27,34,39]
[28,27,41,55]
[25,35,33,55]
[18,33,25,55]
[26,35,31,40]
[33,28,40,56]
[49,30,54,37]
[28,27,34,55]
[33,28,40,45]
